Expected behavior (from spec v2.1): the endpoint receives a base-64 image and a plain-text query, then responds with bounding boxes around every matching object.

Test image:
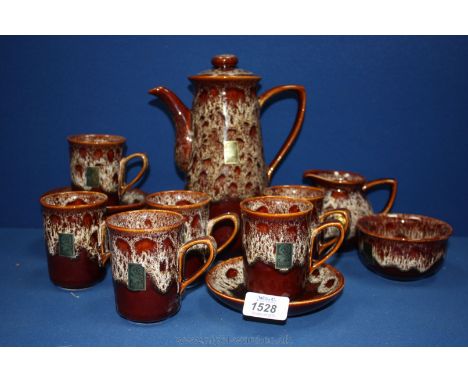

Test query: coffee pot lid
[189,54,260,81]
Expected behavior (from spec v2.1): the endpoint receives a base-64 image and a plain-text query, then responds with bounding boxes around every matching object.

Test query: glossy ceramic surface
[356,213,453,280]
[206,257,345,317]
[67,134,149,205]
[240,196,345,299]
[145,190,239,281]
[40,191,108,289]
[106,188,146,215]
[41,186,146,216]
[304,169,397,241]
[149,55,306,255]
[263,185,350,245]
[105,209,216,323]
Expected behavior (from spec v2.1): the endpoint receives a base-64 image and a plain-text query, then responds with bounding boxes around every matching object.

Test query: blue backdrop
[1,36,467,234]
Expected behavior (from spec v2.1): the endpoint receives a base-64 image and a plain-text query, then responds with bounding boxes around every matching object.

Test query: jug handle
[361,178,398,214]
[259,85,306,182]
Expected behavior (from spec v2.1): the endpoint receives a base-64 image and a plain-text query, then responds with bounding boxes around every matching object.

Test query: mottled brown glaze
[304,169,397,241]
[42,186,146,216]
[105,188,146,216]
[40,191,108,289]
[149,55,306,254]
[263,185,350,253]
[240,196,345,299]
[209,198,243,259]
[105,209,216,322]
[67,134,148,204]
[205,257,345,317]
[145,190,239,282]
[356,213,453,280]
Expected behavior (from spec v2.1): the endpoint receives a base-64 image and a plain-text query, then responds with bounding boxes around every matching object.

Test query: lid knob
[211,54,238,70]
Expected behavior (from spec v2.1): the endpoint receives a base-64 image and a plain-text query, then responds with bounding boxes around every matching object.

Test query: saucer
[205,257,344,317]
[41,186,146,215]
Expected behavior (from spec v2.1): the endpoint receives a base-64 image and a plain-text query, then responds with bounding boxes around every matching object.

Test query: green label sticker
[86,166,100,188]
[275,243,293,270]
[224,141,239,165]
[58,233,75,258]
[128,263,146,291]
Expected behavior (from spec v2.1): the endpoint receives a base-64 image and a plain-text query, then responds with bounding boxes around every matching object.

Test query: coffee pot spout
[149,86,192,173]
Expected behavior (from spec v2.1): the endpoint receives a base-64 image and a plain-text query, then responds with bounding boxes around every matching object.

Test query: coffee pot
[149,54,306,214]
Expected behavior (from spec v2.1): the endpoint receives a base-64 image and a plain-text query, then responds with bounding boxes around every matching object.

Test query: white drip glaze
[244,199,311,215]
[43,208,105,260]
[188,82,268,201]
[323,189,373,239]
[120,189,145,204]
[242,217,311,268]
[359,240,445,273]
[107,211,185,293]
[109,230,182,294]
[146,193,211,246]
[308,266,338,294]
[209,260,245,295]
[210,260,340,297]
[69,144,122,193]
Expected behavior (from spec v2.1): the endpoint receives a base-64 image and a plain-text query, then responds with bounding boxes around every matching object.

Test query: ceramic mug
[103,209,217,323]
[145,190,239,281]
[303,169,397,241]
[240,196,345,299]
[67,134,149,205]
[263,185,350,253]
[40,190,108,289]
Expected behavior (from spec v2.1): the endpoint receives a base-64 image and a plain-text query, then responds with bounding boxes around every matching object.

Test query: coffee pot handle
[206,212,240,253]
[361,178,398,214]
[178,236,217,295]
[118,153,149,199]
[259,85,306,182]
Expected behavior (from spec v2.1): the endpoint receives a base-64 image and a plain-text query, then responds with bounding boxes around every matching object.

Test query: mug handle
[98,222,112,266]
[316,209,350,253]
[309,221,345,273]
[118,153,149,199]
[258,85,306,182]
[206,212,240,253]
[361,178,398,214]
[178,236,217,295]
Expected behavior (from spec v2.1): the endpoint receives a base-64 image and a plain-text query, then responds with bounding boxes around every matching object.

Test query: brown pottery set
[356,214,452,280]
[68,134,149,206]
[304,170,398,242]
[150,54,306,254]
[206,257,345,317]
[104,210,217,322]
[145,190,240,281]
[39,53,454,324]
[263,185,350,254]
[240,196,345,299]
[40,191,108,289]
